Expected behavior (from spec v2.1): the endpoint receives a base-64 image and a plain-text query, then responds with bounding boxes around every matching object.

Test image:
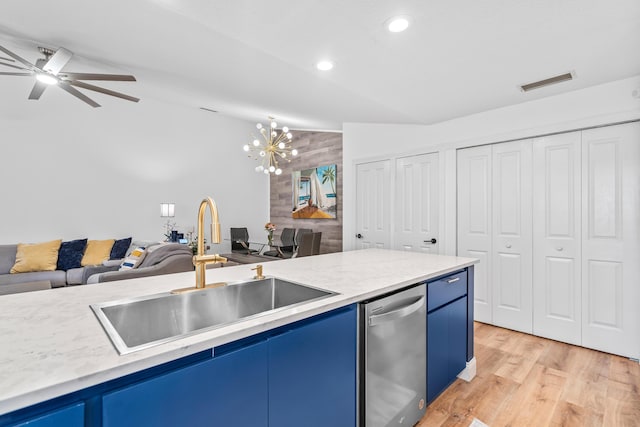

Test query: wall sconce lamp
[160,203,175,217]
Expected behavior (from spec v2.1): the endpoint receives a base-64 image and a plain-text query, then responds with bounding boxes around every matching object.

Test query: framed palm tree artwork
[292,164,337,219]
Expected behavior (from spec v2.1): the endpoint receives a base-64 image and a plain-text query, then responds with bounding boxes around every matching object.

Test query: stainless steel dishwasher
[361,283,427,427]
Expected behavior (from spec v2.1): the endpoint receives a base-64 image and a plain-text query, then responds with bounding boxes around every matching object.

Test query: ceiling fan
[0,44,139,107]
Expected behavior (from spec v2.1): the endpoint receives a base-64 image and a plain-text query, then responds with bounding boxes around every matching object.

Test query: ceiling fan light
[36,73,58,85]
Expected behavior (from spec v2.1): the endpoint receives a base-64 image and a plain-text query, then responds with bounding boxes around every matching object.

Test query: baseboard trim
[457,357,477,382]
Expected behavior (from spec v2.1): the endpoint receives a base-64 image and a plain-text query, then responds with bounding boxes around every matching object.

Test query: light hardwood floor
[417,322,640,427]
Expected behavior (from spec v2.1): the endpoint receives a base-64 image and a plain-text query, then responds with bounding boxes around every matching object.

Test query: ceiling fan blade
[0,45,36,71]
[0,56,15,62]
[58,72,136,81]
[68,80,139,103]
[43,47,73,74]
[0,72,33,76]
[0,61,30,71]
[58,82,100,107]
[28,81,48,100]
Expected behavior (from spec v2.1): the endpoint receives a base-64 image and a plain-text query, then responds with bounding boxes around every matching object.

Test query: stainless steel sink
[91,277,335,354]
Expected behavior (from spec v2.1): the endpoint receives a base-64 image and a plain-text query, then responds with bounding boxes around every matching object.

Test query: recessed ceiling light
[316,60,334,71]
[387,17,410,33]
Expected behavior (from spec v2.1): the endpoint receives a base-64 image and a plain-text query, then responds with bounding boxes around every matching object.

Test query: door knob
[423,238,437,244]
[356,233,363,239]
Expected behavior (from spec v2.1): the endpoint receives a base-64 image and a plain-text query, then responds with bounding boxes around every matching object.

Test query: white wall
[343,75,640,252]
[0,96,269,253]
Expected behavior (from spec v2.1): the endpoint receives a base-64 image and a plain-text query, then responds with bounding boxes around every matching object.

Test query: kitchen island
[0,249,477,426]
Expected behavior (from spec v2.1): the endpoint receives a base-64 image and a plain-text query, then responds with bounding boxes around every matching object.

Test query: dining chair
[311,232,322,255]
[295,228,313,249]
[293,232,315,258]
[264,228,296,258]
[230,227,258,254]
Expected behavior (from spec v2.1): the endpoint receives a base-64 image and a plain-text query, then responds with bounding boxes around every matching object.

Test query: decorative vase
[268,231,273,246]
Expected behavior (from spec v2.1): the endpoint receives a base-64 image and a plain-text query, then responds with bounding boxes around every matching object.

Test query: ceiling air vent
[199,107,218,113]
[520,72,574,92]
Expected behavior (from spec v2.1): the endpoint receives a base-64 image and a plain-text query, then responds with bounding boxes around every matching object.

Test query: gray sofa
[0,242,195,292]
[85,244,194,284]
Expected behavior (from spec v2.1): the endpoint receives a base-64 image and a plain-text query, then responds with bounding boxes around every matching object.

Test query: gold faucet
[171,197,227,294]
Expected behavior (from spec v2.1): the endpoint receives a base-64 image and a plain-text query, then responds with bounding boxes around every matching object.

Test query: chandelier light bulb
[263,168,269,174]
[278,142,285,149]
[281,153,287,158]
[259,151,266,157]
[256,123,263,129]
[270,121,277,128]
[316,60,334,71]
[282,126,289,132]
[388,17,410,33]
[255,165,264,172]
[291,149,298,156]
[275,168,282,175]
[253,139,260,147]
[286,132,292,139]
[269,165,276,173]
[243,145,250,152]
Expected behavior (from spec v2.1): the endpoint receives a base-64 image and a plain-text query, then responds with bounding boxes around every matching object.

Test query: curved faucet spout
[196,197,221,256]
[189,196,227,290]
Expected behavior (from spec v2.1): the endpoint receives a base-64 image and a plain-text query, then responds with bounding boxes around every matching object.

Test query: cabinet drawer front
[428,270,467,311]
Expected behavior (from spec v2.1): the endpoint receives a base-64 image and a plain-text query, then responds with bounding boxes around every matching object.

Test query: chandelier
[243,118,298,175]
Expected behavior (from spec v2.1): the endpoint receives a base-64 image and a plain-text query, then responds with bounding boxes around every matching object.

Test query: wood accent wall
[269,130,343,254]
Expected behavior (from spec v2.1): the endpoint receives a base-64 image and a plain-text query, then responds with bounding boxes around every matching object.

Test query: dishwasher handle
[368,296,426,326]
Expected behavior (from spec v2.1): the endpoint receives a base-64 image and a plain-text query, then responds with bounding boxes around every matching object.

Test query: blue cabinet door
[102,340,268,427]
[268,305,357,427]
[9,402,84,427]
[427,296,467,403]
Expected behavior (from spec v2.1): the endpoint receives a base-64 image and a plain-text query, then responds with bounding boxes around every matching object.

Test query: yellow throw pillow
[10,239,62,273]
[81,239,115,266]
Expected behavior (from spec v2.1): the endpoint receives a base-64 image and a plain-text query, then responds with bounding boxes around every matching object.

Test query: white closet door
[355,160,391,250]
[491,140,533,333]
[581,122,640,359]
[457,145,492,323]
[532,133,582,345]
[395,153,439,253]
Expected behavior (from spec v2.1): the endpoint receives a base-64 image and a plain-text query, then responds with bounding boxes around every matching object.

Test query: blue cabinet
[427,270,469,403]
[102,340,268,427]
[268,305,357,427]
[9,402,84,427]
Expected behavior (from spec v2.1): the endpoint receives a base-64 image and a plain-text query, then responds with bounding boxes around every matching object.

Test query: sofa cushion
[81,239,115,266]
[119,247,147,270]
[125,241,158,257]
[139,243,192,268]
[110,237,132,260]
[0,270,67,288]
[56,239,88,271]
[10,240,62,274]
[65,267,85,285]
[0,245,17,275]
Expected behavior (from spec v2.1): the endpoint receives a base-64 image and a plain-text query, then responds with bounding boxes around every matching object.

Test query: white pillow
[119,247,147,271]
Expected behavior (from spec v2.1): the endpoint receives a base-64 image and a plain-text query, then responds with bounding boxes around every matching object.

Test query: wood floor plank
[418,322,640,427]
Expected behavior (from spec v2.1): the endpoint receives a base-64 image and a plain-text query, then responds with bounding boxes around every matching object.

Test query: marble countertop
[0,249,477,415]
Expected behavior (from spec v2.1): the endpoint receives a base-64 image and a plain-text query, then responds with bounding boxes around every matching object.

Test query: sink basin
[91,277,335,354]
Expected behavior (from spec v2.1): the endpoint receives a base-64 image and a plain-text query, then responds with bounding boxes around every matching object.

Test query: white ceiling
[1,0,639,130]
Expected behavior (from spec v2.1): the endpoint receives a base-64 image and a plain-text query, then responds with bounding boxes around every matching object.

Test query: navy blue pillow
[110,237,132,260]
[56,239,88,271]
